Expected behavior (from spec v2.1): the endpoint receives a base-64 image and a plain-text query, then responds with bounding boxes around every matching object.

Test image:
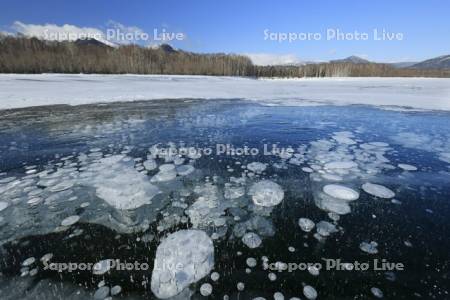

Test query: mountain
[74,38,115,48]
[410,55,450,70]
[149,43,177,53]
[389,61,418,68]
[330,56,371,64]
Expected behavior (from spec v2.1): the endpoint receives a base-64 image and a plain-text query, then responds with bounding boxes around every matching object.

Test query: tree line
[1,35,449,78]
[0,36,254,76]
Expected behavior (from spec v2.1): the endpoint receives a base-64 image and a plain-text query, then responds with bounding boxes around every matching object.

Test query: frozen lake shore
[0,74,449,111]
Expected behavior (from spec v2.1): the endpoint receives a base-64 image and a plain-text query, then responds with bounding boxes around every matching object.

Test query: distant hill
[330,56,371,64]
[410,55,450,70]
[390,61,418,69]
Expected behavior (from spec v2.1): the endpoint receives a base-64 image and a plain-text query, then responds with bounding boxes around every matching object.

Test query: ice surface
[362,183,395,199]
[1,75,450,111]
[151,229,214,299]
[249,180,284,207]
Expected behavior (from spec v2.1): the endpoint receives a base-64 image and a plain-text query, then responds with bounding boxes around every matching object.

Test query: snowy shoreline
[0,74,449,111]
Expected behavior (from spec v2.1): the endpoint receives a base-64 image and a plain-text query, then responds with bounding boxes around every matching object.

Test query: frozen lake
[0,95,450,298]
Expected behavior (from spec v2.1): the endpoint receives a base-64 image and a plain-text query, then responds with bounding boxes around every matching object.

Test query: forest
[1,35,449,78]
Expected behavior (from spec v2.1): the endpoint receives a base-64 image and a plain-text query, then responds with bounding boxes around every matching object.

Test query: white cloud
[8,21,150,47]
[11,21,109,43]
[245,53,303,66]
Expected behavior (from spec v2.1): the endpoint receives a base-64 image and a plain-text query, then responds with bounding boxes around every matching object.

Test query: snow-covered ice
[1,74,449,111]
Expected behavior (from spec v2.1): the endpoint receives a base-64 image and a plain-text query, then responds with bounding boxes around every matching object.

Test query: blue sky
[1,0,449,64]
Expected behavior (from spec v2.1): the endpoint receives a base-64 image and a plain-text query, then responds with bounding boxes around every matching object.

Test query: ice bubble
[323,184,359,201]
[242,232,262,249]
[200,283,213,296]
[328,212,340,222]
[324,161,357,170]
[61,215,80,227]
[298,218,315,232]
[151,230,214,299]
[93,259,113,275]
[268,273,277,281]
[40,253,53,263]
[159,164,175,171]
[333,135,356,145]
[316,221,338,237]
[302,167,314,173]
[29,268,38,276]
[143,159,158,171]
[27,197,42,205]
[308,265,320,276]
[371,287,384,298]
[224,185,245,199]
[404,240,413,247]
[151,169,177,182]
[176,165,195,176]
[362,183,395,199]
[315,193,351,215]
[247,162,267,174]
[369,142,389,147]
[211,272,220,281]
[89,156,161,209]
[49,181,74,192]
[303,285,318,299]
[249,180,284,207]
[22,257,36,267]
[0,201,9,211]
[237,282,245,291]
[321,174,343,181]
[274,292,285,300]
[360,241,378,254]
[94,286,110,299]
[246,257,257,267]
[398,164,417,171]
[111,285,122,296]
